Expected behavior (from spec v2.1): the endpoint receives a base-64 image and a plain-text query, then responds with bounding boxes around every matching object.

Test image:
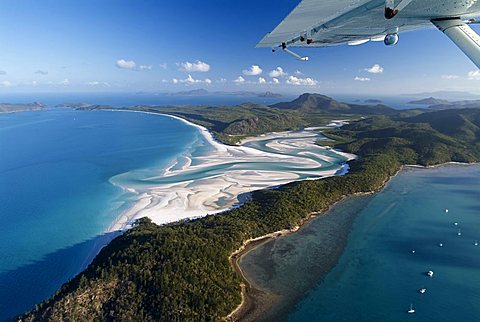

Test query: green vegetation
[122,94,398,145]
[133,104,306,145]
[20,95,480,321]
[323,110,480,165]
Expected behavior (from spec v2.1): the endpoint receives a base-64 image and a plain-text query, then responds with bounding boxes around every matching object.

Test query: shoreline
[100,109,355,233]
[226,162,476,321]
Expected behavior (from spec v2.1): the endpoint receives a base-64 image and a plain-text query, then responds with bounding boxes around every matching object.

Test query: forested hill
[127,93,401,145]
[20,106,480,321]
[323,109,480,166]
[270,93,397,115]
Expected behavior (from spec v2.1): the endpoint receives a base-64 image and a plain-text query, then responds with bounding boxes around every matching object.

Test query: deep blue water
[284,165,480,322]
[0,92,291,108]
[0,109,199,320]
[0,92,424,109]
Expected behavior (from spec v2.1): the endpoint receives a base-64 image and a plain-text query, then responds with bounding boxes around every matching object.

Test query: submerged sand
[106,112,355,231]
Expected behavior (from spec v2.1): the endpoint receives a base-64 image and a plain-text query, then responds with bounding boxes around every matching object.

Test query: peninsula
[0,102,45,113]
[19,94,480,321]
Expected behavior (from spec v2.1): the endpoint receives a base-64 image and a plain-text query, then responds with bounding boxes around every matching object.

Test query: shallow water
[0,109,350,320]
[0,109,199,319]
[242,165,480,322]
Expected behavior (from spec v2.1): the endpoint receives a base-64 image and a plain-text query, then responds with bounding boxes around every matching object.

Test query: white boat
[458,229,462,236]
[445,209,449,213]
[411,249,416,254]
[427,270,434,277]
[454,222,458,226]
[439,243,443,247]
[407,304,415,314]
[419,288,427,294]
[475,241,478,246]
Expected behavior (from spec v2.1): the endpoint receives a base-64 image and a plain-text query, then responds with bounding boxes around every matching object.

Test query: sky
[0,0,479,96]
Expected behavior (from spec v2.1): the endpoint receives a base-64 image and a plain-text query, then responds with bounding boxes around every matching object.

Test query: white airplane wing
[257,0,480,68]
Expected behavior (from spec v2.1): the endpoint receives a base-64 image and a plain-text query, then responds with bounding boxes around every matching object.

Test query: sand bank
[105,111,355,231]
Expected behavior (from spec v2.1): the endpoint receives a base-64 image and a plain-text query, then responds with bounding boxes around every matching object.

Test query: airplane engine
[384,33,399,46]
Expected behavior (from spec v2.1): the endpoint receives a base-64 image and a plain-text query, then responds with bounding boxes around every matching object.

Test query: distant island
[137,88,283,98]
[56,103,113,110]
[364,99,383,104]
[408,97,450,105]
[0,102,45,113]
[403,90,480,100]
[20,92,480,321]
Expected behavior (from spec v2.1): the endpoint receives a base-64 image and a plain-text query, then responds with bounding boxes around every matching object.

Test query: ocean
[0,92,427,109]
[0,91,453,320]
[0,105,351,320]
[241,165,480,322]
[0,109,200,320]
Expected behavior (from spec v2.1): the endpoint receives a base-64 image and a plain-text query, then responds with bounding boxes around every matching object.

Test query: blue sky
[0,0,479,95]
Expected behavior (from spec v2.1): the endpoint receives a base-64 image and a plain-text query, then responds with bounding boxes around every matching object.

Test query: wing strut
[432,19,480,69]
[273,43,309,61]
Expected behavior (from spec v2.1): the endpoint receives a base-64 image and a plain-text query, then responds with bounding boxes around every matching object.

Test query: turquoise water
[0,109,199,320]
[0,108,351,320]
[284,165,480,322]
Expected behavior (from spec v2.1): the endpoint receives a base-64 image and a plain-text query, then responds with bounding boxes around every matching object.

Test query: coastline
[227,161,478,321]
[101,109,355,233]
[226,163,404,321]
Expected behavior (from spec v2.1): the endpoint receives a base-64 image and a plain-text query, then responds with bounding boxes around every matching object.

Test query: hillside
[126,94,400,145]
[20,106,480,321]
[408,97,450,105]
[429,99,480,110]
[271,93,396,115]
[323,111,480,166]
[133,104,306,145]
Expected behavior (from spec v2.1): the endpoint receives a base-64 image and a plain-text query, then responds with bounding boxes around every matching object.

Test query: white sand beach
[108,112,356,231]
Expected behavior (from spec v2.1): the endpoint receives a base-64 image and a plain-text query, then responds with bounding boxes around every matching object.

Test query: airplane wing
[257,0,480,68]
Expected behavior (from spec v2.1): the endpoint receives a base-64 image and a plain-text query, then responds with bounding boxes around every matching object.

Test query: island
[408,97,451,105]
[19,94,480,321]
[0,102,45,113]
[364,99,383,104]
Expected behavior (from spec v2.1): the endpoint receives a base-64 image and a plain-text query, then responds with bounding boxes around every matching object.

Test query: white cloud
[468,70,480,80]
[286,75,318,86]
[0,80,11,87]
[172,74,212,85]
[87,81,111,87]
[60,78,70,85]
[294,70,303,75]
[243,65,263,76]
[177,60,210,72]
[116,59,137,70]
[35,70,49,75]
[258,77,266,84]
[354,76,371,82]
[115,59,154,71]
[217,78,227,83]
[441,75,460,80]
[365,64,384,74]
[158,63,168,70]
[269,67,287,78]
[272,78,280,84]
[138,65,153,71]
[234,76,246,84]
